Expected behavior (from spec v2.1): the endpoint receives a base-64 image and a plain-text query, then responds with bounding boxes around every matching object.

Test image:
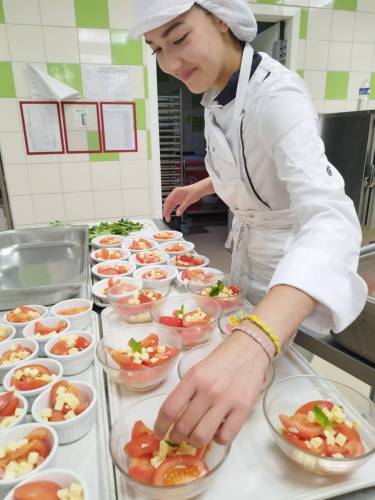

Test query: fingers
[214,401,255,445]
[162,188,184,222]
[186,403,231,448]
[154,377,196,438]
[175,196,193,217]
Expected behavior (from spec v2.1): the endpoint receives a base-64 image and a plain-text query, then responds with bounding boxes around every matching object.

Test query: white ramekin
[91,259,136,279]
[0,392,28,433]
[0,338,39,384]
[22,317,71,357]
[50,299,93,330]
[133,264,178,288]
[2,306,48,333]
[31,380,97,444]
[0,325,17,344]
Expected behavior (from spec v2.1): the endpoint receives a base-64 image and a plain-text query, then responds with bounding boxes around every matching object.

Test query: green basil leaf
[209,280,224,297]
[313,404,333,429]
[128,337,142,353]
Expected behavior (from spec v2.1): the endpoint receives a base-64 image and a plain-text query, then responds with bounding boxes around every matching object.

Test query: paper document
[101,103,136,151]
[21,102,63,153]
[28,64,81,99]
[83,65,130,100]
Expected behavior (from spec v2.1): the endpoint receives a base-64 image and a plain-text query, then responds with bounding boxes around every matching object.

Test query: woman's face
[144,6,236,93]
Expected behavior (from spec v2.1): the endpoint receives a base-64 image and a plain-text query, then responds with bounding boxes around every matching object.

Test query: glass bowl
[178,340,275,393]
[151,295,222,349]
[107,286,170,324]
[110,393,230,499]
[263,375,375,475]
[187,274,246,311]
[96,324,181,391]
[218,302,254,337]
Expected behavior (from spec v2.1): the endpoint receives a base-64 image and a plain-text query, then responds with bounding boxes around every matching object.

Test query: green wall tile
[0,1,4,24]
[143,66,149,99]
[0,62,16,98]
[75,0,109,29]
[297,69,305,79]
[147,129,151,160]
[334,0,357,11]
[370,73,375,100]
[87,130,100,151]
[299,9,308,40]
[111,31,143,65]
[256,0,281,4]
[134,99,146,130]
[325,71,349,100]
[47,63,83,96]
[90,152,119,161]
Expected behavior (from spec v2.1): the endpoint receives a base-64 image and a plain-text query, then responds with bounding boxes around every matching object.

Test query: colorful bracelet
[247,315,282,355]
[232,325,274,364]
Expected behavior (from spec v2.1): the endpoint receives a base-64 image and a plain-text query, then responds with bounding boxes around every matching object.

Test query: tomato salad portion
[50,335,90,357]
[0,392,24,430]
[14,480,84,500]
[125,419,210,486]
[7,307,42,324]
[11,365,56,392]
[38,380,88,423]
[0,344,33,366]
[279,400,365,458]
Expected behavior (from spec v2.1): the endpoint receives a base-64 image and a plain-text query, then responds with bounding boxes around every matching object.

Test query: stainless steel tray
[0,226,89,308]
[332,244,375,364]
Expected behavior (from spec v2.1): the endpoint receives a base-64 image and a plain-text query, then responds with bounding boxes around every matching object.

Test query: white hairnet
[130,0,257,43]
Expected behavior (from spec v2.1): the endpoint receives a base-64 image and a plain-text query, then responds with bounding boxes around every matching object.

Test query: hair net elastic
[129,0,257,43]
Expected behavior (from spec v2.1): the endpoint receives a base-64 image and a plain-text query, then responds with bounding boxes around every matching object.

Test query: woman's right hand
[163,178,215,222]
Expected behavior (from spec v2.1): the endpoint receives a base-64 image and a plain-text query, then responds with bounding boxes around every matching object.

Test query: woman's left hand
[154,331,269,447]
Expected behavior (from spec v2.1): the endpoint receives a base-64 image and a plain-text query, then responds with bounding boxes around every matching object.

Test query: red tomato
[125,433,160,458]
[296,400,334,415]
[109,349,144,370]
[128,464,155,484]
[131,420,154,439]
[279,413,322,440]
[49,410,65,422]
[75,336,90,350]
[34,320,67,336]
[140,334,159,349]
[153,455,209,486]
[50,380,80,409]
[283,431,327,456]
[50,340,68,356]
[7,307,40,323]
[12,365,52,391]
[328,423,364,458]
[0,392,20,417]
[139,294,153,304]
[229,285,240,295]
[159,316,183,328]
[14,480,61,500]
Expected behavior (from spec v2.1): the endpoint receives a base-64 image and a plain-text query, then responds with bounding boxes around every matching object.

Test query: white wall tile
[93,190,123,219]
[357,0,375,12]
[39,0,76,27]
[348,71,371,99]
[3,164,30,195]
[78,29,111,64]
[350,43,375,72]
[120,160,149,189]
[108,0,134,29]
[28,163,62,194]
[309,0,333,7]
[27,153,59,164]
[119,130,148,161]
[304,40,329,70]
[353,13,375,44]
[307,8,332,41]
[298,40,305,69]
[60,162,92,192]
[128,66,145,99]
[303,71,327,99]
[64,192,95,220]
[327,42,352,71]
[3,0,41,25]
[285,0,308,5]
[33,194,65,223]
[331,11,356,42]
[43,27,79,63]
[10,196,35,225]
[123,189,150,217]
[59,153,90,163]
[323,100,347,113]
[7,25,45,62]
[0,132,26,164]
[91,161,121,191]
[12,62,46,98]
[0,25,10,60]
[0,100,21,132]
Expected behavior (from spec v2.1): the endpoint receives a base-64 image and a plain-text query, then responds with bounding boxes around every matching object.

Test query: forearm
[196,177,215,197]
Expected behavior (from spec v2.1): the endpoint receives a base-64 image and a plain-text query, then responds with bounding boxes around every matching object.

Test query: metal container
[0,226,89,309]
[332,243,375,364]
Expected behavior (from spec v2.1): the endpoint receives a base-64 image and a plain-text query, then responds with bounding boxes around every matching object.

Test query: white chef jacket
[201,47,367,334]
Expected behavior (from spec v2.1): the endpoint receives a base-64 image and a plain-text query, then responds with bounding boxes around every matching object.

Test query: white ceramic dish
[133,264,178,288]
[0,325,16,344]
[168,253,210,270]
[2,306,48,333]
[0,339,39,384]
[0,392,28,433]
[3,358,63,405]
[91,259,136,280]
[130,250,170,267]
[4,468,88,500]
[22,318,71,357]
[91,234,127,248]
[0,422,58,491]
[90,247,130,263]
[122,236,159,253]
[31,380,97,444]
[151,230,183,241]
[157,240,195,255]
[176,267,225,288]
[50,299,93,330]
[92,277,143,302]
[45,331,96,376]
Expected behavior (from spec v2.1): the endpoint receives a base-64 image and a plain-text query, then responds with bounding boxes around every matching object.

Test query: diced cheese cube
[140,352,149,362]
[332,453,344,458]
[156,345,166,354]
[14,370,23,380]
[335,433,347,447]
[55,396,65,412]
[10,344,17,351]
[64,410,76,420]
[323,429,336,446]
[40,373,52,382]
[68,347,79,355]
[56,386,67,396]
[306,411,316,423]
[69,482,83,496]
[331,405,345,423]
[40,408,53,419]
[146,347,154,353]
[0,448,5,459]
[28,451,39,465]
[310,437,323,449]
[57,488,70,499]
[344,420,353,429]
[303,440,312,449]
[64,393,80,410]
[150,357,158,364]
[133,358,142,365]
[14,407,23,417]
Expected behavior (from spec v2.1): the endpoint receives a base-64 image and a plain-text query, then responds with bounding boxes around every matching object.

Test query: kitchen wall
[0,0,156,227]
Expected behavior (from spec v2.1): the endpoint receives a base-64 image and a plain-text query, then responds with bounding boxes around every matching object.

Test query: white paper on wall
[102,103,136,151]
[22,103,63,153]
[28,64,81,100]
[82,65,131,100]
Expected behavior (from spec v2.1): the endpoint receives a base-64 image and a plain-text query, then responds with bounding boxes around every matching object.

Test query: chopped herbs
[209,280,224,297]
[128,338,142,353]
[313,404,333,429]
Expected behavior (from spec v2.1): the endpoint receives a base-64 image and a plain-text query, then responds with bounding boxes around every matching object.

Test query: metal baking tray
[332,243,375,364]
[0,225,90,309]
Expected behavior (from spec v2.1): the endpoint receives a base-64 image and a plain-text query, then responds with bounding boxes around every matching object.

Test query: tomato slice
[50,380,80,409]
[49,410,65,422]
[131,420,154,439]
[159,316,183,328]
[50,340,68,356]
[279,413,322,440]
[326,423,365,458]
[282,431,327,456]
[14,480,61,500]
[109,349,144,370]
[140,334,158,349]
[128,464,155,484]
[0,393,19,417]
[296,400,334,415]
[153,455,209,486]
[139,294,154,304]
[0,392,15,415]
[124,433,160,458]
[75,336,90,350]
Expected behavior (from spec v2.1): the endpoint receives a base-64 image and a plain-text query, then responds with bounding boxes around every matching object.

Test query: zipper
[239,113,271,210]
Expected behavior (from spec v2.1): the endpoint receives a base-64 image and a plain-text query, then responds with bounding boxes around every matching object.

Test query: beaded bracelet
[232,324,274,364]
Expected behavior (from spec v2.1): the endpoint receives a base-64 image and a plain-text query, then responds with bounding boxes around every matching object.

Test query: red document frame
[100,101,138,153]
[61,101,102,154]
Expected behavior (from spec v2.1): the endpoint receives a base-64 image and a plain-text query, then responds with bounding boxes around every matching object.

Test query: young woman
[130,0,367,448]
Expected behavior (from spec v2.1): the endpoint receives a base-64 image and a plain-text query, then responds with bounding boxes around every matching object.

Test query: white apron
[204,44,296,306]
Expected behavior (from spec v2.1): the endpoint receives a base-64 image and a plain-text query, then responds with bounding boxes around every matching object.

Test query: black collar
[215,50,262,107]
